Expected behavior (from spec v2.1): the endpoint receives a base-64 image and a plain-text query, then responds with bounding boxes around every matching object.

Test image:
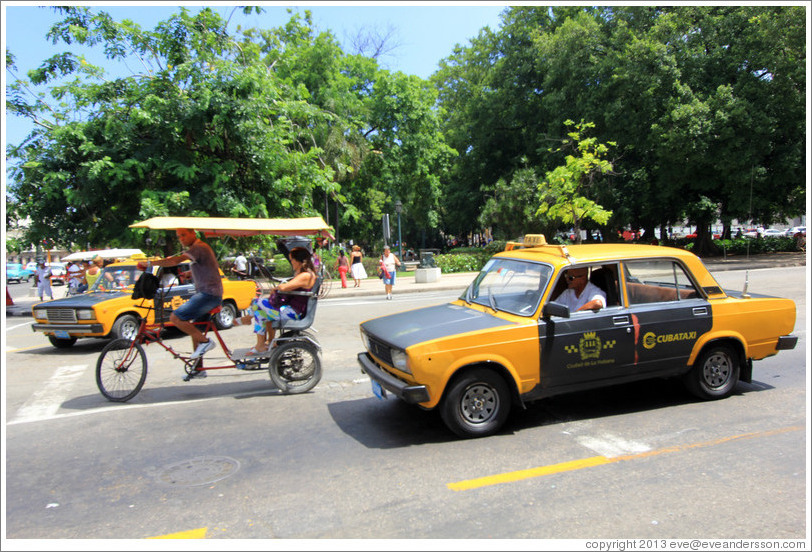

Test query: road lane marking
[447,425,803,491]
[6,344,43,352]
[148,527,208,539]
[575,433,651,457]
[4,320,34,332]
[11,364,88,423]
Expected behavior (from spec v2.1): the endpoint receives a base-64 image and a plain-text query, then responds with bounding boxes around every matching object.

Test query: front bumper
[357,352,430,404]
[32,323,105,336]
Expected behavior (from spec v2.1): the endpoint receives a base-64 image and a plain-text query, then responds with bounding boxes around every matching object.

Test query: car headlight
[360,330,370,351]
[76,308,96,320]
[33,308,48,320]
[390,349,411,374]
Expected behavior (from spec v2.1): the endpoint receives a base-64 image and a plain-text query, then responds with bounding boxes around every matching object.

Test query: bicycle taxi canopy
[129,216,334,240]
[62,248,145,262]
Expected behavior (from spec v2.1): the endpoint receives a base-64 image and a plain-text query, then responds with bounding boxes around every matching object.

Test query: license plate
[54,330,70,339]
[371,379,387,400]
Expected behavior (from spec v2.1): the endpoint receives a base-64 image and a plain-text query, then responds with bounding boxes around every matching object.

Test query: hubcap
[460,383,499,424]
[703,352,731,388]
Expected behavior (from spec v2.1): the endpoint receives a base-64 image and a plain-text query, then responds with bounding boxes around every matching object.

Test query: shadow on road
[328,377,774,448]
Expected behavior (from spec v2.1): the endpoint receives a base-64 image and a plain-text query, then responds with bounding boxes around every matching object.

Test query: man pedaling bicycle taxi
[138,228,223,380]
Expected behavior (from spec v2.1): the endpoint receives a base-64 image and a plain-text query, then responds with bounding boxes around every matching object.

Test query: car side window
[549,263,621,311]
[624,259,700,305]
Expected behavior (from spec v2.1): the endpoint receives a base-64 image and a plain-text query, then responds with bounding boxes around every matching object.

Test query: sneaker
[190,339,216,359]
[183,369,208,382]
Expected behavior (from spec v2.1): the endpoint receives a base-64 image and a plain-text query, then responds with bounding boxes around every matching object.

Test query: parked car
[48,262,67,285]
[761,229,785,238]
[6,263,33,284]
[784,226,806,237]
[25,261,39,272]
[31,255,258,348]
[358,236,798,438]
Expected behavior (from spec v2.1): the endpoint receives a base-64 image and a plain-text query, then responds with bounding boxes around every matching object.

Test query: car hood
[34,291,131,308]
[361,303,513,350]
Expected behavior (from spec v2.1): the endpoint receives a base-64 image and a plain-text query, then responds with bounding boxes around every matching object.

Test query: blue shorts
[382,271,396,285]
[173,292,222,321]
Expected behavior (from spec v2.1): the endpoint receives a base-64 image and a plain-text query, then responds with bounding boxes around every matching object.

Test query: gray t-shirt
[184,240,223,297]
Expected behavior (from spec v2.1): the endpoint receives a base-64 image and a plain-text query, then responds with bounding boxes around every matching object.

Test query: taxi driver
[555,267,606,312]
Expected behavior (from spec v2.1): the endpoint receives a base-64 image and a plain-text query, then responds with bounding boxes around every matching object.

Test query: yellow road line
[148,527,208,539]
[7,345,43,352]
[448,425,803,491]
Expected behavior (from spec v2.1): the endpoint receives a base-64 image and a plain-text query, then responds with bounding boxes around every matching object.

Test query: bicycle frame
[131,300,245,374]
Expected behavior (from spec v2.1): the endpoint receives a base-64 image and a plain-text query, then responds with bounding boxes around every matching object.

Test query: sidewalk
[6,252,806,317]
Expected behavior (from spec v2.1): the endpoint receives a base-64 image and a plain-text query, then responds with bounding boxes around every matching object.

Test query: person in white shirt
[35,261,53,301]
[555,267,606,312]
[233,253,248,279]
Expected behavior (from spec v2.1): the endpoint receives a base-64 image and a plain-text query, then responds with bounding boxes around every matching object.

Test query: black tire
[440,368,511,438]
[48,335,77,348]
[96,338,148,402]
[214,301,237,330]
[269,340,322,394]
[683,344,740,400]
[111,314,140,341]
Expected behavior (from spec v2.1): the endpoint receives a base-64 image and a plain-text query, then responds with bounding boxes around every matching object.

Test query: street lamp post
[395,199,403,271]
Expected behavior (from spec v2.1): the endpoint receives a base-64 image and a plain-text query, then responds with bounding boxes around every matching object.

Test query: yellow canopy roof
[130,216,335,239]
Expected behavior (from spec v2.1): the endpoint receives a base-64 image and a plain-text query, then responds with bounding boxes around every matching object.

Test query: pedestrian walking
[35,260,53,301]
[350,245,367,287]
[335,250,350,288]
[380,245,401,300]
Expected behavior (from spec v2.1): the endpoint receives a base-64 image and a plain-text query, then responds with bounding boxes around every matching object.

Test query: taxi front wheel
[683,345,740,400]
[440,368,511,438]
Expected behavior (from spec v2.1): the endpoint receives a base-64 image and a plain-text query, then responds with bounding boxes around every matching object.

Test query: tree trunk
[692,221,721,257]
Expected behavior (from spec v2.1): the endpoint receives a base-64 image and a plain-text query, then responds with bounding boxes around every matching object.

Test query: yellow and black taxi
[358,236,797,438]
[32,255,258,348]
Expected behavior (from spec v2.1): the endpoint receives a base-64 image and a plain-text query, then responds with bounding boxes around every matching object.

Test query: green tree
[537,120,614,244]
[6,7,337,251]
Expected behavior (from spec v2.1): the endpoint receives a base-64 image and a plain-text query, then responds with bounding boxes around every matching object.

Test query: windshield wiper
[488,290,499,312]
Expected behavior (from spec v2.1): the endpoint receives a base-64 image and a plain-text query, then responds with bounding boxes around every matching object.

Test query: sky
[2,1,508,150]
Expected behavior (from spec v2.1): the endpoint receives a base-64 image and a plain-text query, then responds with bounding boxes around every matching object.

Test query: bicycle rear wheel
[96,338,148,402]
[317,267,332,299]
[269,340,322,394]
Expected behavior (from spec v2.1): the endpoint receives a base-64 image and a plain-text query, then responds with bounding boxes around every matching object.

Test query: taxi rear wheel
[440,368,511,438]
[684,344,740,400]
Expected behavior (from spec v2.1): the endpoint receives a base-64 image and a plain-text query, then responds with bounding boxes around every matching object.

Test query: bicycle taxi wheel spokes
[268,340,322,394]
[96,338,148,402]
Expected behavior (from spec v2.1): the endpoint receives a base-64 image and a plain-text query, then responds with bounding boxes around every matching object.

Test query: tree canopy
[6,5,806,256]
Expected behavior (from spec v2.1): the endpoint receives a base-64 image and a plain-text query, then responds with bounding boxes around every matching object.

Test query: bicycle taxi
[95,216,333,402]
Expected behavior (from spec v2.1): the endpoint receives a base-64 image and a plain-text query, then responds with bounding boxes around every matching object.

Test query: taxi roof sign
[505,234,547,251]
[522,234,547,246]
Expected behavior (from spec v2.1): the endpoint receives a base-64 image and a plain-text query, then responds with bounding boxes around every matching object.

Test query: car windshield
[461,258,552,316]
[89,266,144,292]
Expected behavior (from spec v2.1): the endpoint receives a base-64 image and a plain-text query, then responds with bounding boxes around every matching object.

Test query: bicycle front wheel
[96,338,148,402]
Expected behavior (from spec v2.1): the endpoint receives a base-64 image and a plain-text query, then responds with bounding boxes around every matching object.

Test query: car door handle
[692,307,708,316]
[612,316,629,325]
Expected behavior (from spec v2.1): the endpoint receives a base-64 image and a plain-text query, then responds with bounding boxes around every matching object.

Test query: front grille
[368,336,392,366]
[46,309,77,323]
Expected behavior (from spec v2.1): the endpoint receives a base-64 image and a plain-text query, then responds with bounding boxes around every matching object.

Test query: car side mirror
[543,301,570,319]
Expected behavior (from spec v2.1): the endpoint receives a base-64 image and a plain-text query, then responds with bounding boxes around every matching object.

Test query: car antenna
[741,165,753,299]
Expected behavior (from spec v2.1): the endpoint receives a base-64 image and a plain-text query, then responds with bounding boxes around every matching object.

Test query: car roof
[496,243,695,264]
